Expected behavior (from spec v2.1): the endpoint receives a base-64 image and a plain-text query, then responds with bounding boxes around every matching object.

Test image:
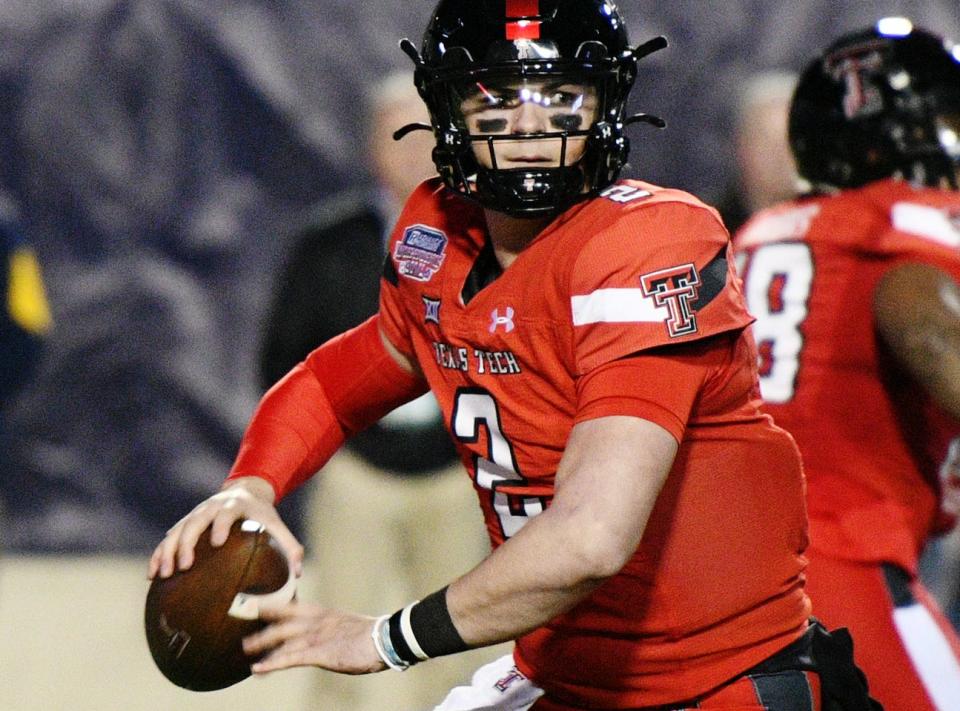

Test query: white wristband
[399,601,430,661]
[371,614,410,672]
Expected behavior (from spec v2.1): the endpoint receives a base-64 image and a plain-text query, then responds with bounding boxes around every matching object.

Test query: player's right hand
[147,476,305,581]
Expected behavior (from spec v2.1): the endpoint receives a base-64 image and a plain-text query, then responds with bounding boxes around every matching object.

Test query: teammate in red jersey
[149,2,878,709]
[733,18,960,711]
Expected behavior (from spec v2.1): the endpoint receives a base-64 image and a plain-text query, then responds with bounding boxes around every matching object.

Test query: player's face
[937,114,960,188]
[458,78,598,170]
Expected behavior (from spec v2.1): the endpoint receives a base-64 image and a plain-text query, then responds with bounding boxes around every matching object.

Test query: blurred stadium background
[0,1,957,709]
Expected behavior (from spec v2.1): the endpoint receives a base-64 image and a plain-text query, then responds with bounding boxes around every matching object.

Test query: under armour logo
[489,307,515,333]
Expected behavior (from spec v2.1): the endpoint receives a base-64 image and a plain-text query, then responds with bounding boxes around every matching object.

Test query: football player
[150,2,877,709]
[732,18,960,711]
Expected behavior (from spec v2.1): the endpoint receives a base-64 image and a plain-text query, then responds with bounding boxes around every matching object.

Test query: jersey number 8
[737,242,814,404]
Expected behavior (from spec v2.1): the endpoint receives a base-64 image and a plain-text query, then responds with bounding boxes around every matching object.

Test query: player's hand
[147,476,304,580]
[243,603,386,675]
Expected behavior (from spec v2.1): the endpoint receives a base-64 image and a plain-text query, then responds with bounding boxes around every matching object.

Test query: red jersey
[733,178,960,574]
[379,178,810,707]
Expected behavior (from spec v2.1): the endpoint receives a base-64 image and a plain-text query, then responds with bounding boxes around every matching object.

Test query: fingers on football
[172,503,221,571]
[147,543,166,579]
[256,598,297,620]
[270,525,305,577]
[148,516,191,579]
[250,642,314,674]
[209,499,245,547]
[166,496,235,572]
[243,615,307,656]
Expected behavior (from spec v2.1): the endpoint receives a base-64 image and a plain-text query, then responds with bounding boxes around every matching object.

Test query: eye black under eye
[477,118,509,132]
[549,114,584,131]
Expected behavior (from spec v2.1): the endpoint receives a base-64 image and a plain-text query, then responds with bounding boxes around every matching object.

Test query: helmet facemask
[430,52,622,218]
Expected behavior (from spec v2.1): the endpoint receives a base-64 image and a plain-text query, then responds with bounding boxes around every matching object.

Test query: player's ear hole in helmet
[789,17,960,192]
[393,0,667,218]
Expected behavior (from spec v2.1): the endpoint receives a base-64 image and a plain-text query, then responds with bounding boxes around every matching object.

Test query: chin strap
[633,35,668,61]
[393,122,433,141]
[625,113,667,129]
[394,39,431,143]
[399,37,423,66]
[623,36,669,130]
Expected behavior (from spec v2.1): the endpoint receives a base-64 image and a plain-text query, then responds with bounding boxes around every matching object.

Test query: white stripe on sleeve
[891,202,960,248]
[570,288,668,326]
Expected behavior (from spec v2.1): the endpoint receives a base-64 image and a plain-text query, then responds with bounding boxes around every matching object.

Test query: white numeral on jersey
[599,185,652,203]
[452,389,544,538]
[740,243,814,403]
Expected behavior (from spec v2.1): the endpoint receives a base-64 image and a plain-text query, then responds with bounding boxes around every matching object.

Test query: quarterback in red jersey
[733,19,960,711]
[149,2,878,709]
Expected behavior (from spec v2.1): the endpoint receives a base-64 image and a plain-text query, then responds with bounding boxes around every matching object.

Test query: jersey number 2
[452,389,545,538]
[738,242,814,403]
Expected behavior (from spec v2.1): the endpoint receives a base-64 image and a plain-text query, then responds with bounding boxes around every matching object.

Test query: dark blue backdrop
[0,0,956,552]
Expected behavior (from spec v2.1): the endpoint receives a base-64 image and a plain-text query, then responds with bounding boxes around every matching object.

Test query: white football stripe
[891,202,960,248]
[228,520,297,620]
[571,288,668,325]
[227,564,297,620]
[227,568,297,620]
[893,603,960,709]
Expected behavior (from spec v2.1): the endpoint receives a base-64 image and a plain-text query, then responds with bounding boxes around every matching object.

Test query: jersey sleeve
[574,331,746,443]
[568,200,752,375]
[377,185,438,360]
[378,261,414,358]
[875,200,960,280]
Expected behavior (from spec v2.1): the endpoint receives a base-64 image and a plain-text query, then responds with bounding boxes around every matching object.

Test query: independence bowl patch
[394,225,448,282]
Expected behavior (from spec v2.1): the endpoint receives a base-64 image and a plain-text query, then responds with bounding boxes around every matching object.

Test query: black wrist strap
[387,585,469,665]
[387,606,421,665]
[411,586,468,658]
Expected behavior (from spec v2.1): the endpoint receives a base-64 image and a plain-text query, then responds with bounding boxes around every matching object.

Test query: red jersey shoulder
[866,181,960,257]
[805,180,960,260]
[580,179,725,236]
[735,180,960,262]
[396,177,451,221]
[552,181,748,369]
[559,179,731,278]
[386,179,482,285]
[734,199,824,251]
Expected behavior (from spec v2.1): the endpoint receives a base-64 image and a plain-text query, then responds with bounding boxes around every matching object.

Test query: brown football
[144,519,295,691]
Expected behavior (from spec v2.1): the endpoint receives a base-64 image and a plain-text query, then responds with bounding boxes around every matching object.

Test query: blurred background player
[733,18,960,710]
[258,71,502,711]
[718,70,800,233]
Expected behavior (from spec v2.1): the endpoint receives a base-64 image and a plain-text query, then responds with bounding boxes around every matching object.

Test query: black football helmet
[396,0,666,217]
[789,18,960,191]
